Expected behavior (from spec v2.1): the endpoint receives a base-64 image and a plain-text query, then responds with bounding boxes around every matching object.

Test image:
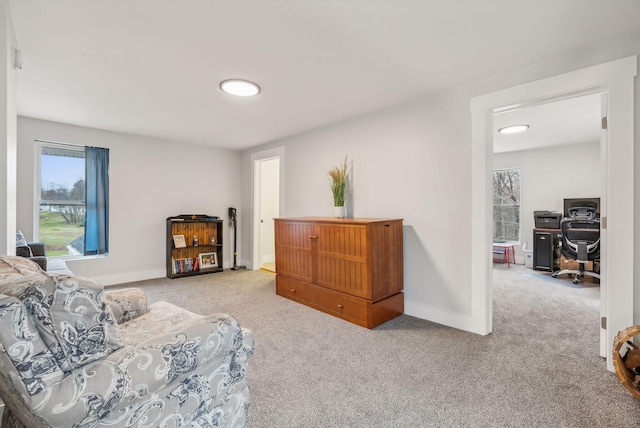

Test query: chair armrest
[15,245,32,258]
[27,242,46,257]
[30,313,252,426]
[28,256,47,271]
[104,287,147,324]
[16,243,46,270]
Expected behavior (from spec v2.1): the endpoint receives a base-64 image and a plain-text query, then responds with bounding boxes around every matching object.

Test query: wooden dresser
[274,217,404,329]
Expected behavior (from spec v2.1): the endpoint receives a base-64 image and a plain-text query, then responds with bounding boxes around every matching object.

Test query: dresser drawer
[277,276,370,327]
[276,276,314,303]
[311,284,369,327]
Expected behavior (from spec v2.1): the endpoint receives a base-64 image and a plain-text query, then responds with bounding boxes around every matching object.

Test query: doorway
[252,147,284,272]
[257,157,279,272]
[489,93,608,354]
[471,56,636,371]
[491,93,604,358]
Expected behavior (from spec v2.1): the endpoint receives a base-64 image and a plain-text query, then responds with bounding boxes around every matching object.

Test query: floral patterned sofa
[0,255,253,427]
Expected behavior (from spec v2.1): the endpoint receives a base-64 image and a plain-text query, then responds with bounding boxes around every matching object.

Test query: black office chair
[551,207,600,284]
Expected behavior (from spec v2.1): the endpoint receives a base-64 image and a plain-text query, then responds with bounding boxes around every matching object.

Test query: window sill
[48,254,108,262]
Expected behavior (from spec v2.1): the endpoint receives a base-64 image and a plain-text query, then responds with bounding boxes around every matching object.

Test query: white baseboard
[99,269,166,287]
[404,299,488,336]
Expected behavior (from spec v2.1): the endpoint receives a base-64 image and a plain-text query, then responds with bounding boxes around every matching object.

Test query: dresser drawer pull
[337,304,343,309]
[310,235,318,239]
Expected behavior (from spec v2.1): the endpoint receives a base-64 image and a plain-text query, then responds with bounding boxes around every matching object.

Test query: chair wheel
[573,277,580,284]
[551,273,558,278]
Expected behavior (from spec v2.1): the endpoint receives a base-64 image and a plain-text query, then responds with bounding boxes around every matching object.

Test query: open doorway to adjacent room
[491,93,603,360]
[491,93,602,274]
[252,147,284,273]
[471,55,636,371]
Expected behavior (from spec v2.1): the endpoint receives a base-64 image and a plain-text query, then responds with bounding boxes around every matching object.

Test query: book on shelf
[173,257,195,274]
[173,234,186,248]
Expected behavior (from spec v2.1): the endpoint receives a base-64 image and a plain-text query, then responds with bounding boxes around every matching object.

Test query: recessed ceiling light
[498,125,529,134]
[220,79,261,97]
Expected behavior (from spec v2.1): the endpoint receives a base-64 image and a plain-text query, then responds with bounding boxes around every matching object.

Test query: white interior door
[599,93,608,358]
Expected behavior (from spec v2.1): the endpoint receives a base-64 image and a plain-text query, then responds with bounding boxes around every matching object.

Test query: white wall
[241,32,640,329]
[0,0,17,254]
[494,141,601,263]
[243,92,474,320]
[17,117,242,285]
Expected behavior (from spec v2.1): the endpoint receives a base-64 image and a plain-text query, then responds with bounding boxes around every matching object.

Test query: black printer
[534,211,562,229]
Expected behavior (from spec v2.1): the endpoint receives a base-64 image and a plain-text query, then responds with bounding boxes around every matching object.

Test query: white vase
[334,206,346,218]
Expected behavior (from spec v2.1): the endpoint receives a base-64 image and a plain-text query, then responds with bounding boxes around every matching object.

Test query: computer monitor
[563,197,600,219]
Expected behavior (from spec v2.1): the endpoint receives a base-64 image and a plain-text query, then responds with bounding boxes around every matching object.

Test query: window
[493,168,520,243]
[38,142,109,257]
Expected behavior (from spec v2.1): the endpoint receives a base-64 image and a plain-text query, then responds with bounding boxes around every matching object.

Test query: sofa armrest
[237,328,254,362]
[27,242,46,257]
[30,312,252,427]
[104,287,147,324]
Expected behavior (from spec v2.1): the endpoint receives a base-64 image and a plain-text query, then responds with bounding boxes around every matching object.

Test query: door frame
[470,55,637,371]
[251,146,285,270]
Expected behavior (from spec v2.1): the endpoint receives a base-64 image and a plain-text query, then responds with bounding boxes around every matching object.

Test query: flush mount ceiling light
[498,124,529,134]
[220,79,261,97]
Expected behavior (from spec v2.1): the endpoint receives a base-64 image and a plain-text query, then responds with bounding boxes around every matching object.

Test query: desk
[493,242,516,267]
[533,228,561,271]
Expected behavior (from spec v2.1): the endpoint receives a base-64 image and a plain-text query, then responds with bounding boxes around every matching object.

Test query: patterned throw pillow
[15,230,32,257]
[26,276,122,372]
[0,256,122,372]
[16,230,28,247]
[0,294,66,395]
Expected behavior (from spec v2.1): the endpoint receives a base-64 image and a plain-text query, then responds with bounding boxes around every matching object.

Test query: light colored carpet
[111,265,640,427]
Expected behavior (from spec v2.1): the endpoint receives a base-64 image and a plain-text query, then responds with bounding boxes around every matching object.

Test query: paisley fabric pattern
[0,256,253,428]
[0,257,122,372]
[0,294,65,395]
[104,287,147,324]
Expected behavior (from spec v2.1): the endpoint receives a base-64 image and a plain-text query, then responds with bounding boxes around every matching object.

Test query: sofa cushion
[0,256,122,372]
[0,294,66,395]
[45,258,72,275]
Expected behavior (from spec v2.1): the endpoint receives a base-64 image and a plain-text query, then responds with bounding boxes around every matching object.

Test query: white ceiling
[9,1,640,151]
[493,93,602,154]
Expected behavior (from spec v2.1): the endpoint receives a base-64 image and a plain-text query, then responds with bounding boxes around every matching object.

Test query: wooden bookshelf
[166,215,223,278]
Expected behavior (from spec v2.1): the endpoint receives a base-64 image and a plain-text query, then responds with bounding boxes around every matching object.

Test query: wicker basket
[613,325,640,399]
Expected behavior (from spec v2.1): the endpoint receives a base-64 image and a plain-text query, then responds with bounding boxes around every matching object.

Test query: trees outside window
[39,145,86,256]
[39,144,110,257]
[493,169,521,242]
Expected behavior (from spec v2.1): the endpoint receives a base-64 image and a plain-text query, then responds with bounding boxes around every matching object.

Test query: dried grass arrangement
[328,156,349,207]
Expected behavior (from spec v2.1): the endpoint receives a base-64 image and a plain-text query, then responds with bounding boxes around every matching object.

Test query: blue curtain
[84,146,109,255]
